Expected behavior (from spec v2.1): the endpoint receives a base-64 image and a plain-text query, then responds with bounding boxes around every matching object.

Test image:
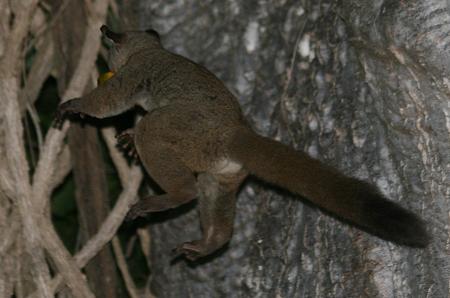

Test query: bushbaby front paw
[54,98,83,128]
[116,129,138,159]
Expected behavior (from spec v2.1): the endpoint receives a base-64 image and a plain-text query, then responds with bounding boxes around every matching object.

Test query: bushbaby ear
[100,25,124,43]
[145,29,160,41]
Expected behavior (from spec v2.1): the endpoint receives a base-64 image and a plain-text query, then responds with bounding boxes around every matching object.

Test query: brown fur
[228,129,429,248]
[55,26,429,261]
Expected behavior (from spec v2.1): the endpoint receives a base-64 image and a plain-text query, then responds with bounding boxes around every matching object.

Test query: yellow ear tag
[98,71,115,85]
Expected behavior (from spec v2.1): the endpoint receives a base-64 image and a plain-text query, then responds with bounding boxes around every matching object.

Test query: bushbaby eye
[145,29,160,41]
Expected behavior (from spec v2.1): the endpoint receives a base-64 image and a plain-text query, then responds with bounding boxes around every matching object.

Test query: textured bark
[137,0,448,297]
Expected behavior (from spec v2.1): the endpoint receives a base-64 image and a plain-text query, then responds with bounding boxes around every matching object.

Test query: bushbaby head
[100,25,161,71]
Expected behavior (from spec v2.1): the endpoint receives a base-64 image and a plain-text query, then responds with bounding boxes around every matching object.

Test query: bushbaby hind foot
[173,241,204,261]
[125,203,148,221]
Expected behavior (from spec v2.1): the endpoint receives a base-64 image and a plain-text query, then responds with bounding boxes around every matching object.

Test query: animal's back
[146,49,242,115]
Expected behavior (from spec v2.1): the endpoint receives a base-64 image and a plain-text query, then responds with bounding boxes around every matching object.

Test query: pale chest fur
[211,158,243,175]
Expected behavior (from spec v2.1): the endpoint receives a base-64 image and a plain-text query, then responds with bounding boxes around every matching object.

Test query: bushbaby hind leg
[126,142,198,220]
[174,172,246,261]
[126,104,212,220]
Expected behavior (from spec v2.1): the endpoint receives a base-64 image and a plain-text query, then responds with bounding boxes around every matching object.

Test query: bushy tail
[228,129,429,248]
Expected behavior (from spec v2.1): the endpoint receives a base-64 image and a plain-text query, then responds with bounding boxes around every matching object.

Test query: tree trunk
[138,0,448,297]
[68,123,119,298]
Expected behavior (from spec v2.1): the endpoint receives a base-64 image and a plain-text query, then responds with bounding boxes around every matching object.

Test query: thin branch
[27,165,143,298]
[39,218,95,298]
[52,144,72,187]
[104,122,154,297]
[15,238,25,298]
[33,143,71,217]
[105,126,154,297]
[29,5,46,37]
[0,79,52,297]
[32,123,71,213]
[0,209,20,255]
[102,127,132,183]
[125,234,137,258]
[0,2,64,298]
[26,103,44,151]
[23,110,37,167]
[32,0,110,212]
[75,166,142,266]
[25,0,71,54]
[22,0,110,296]
[137,227,157,298]
[0,5,53,282]
[7,255,19,298]
[137,228,153,270]
[112,236,140,298]
[19,36,55,114]
[2,0,40,72]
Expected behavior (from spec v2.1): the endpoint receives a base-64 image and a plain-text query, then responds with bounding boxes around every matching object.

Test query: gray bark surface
[137,1,449,297]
